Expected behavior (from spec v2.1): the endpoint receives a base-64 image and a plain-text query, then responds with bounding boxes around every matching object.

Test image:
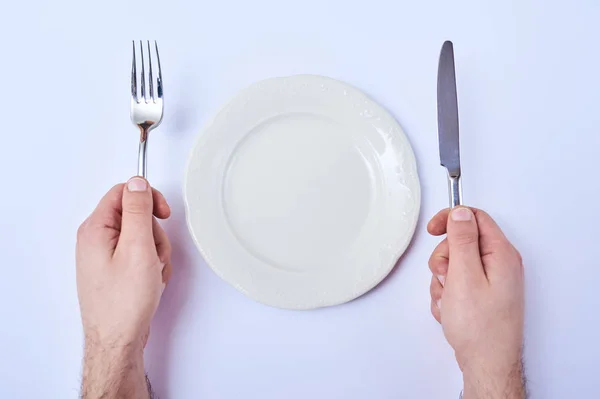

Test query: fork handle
[137,139,148,178]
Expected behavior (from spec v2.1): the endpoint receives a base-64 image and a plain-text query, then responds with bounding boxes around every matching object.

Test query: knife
[437,40,463,208]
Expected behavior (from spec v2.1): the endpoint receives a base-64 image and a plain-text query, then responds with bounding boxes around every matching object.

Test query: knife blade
[437,40,463,207]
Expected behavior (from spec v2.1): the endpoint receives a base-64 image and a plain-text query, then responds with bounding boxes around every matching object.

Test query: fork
[131,40,164,178]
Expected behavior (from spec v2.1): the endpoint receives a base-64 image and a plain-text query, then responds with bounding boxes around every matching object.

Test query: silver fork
[131,40,164,178]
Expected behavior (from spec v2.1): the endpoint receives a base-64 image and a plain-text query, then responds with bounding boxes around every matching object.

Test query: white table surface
[1,1,599,398]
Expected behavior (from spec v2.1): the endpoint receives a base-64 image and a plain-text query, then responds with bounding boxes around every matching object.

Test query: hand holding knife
[434,42,527,399]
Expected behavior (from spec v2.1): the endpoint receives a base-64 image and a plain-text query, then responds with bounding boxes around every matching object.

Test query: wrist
[83,324,146,354]
[82,334,147,399]
[83,339,145,383]
[84,338,144,366]
[462,358,526,399]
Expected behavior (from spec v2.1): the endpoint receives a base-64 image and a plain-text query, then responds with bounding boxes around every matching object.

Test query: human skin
[76,182,525,398]
[76,177,172,399]
[428,207,526,399]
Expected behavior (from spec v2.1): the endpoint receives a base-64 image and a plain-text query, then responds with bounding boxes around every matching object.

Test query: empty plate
[184,75,420,309]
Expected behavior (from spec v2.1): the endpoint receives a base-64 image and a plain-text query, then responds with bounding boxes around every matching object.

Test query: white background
[0,0,599,398]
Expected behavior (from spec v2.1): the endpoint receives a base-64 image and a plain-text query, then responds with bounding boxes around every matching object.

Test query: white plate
[184,75,420,310]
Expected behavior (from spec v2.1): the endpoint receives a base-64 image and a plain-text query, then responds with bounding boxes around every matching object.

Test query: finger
[86,184,169,230]
[427,208,450,236]
[446,207,486,282]
[430,275,444,303]
[162,261,173,286]
[429,276,443,324]
[77,185,126,254]
[153,218,172,265]
[474,210,522,280]
[428,207,485,236]
[429,207,509,254]
[86,184,125,230]
[153,218,173,285]
[428,239,449,285]
[118,177,155,249]
[473,209,508,257]
[152,188,171,220]
[431,299,441,324]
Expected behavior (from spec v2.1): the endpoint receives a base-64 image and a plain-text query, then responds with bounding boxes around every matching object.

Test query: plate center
[223,112,374,272]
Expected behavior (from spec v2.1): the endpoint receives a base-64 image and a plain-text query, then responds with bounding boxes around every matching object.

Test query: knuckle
[162,263,173,283]
[430,301,441,323]
[475,208,490,219]
[498,240,513,252]
[495,241,520,262]
[123,200,151,215]
[76,220,89,241]
[427,253,436,269]
[159,250,172,266]
[428,253,448,274]
[451,232,478,246]
[514,248,523,264]
[429,277,441,298]
[428,240,449,273]
[513,248,525,273]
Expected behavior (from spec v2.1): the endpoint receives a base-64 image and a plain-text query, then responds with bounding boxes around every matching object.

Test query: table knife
[437,40,463,208]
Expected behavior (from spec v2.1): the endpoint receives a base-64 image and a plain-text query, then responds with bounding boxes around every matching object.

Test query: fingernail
[436,275,445,286]
[451,207,472,221]
[436,299,441,309]
[127,177,147,192]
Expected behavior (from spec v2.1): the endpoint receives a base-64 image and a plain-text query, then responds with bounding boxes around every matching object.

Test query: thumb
[119,177,155,248]
[446,207,485,283]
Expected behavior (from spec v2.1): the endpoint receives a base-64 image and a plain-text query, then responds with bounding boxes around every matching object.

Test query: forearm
[462,360,527,399]
[82,340,150,399]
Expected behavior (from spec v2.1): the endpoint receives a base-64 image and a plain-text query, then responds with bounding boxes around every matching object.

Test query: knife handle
[448,175,463,208]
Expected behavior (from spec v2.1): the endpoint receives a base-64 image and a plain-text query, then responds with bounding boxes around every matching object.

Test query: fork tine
[147,41,154,101]
[139,40,146,102]
[131,41,137,101]
[155,41,163,99]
